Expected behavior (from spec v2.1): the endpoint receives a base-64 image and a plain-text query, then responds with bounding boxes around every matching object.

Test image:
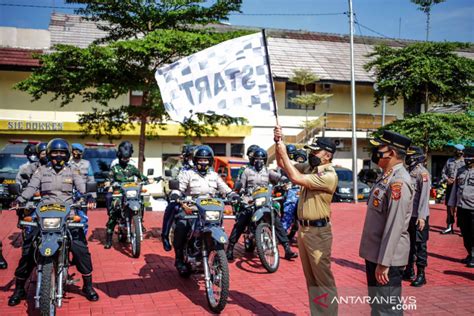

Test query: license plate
[357,194,364,200]
[2,179,16,184]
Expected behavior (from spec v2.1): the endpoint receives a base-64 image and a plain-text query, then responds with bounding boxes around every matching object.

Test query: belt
[298,218,329,227]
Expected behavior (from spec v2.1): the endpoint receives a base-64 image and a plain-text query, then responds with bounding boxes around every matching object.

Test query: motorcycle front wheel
[40,257,56,316]
[255,222,280,273]
[131,215,142,258]
[205,249,229,313]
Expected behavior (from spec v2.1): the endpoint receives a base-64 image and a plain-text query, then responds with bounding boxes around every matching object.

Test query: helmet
[246,145,260,158]
[286,144,297,160]
[36,142,47,155]
[117,141,133,159]
[71,143,85,153]
[250,148,267,172]
[193,145,214,175]
[46,138,70,169]
[24,144,38,163]
[182,144,195,159]
[405,146,425,168]
[294,149,307,163]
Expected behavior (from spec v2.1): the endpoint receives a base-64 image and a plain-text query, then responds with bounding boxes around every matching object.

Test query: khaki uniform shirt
[448,166,474,210]
[178,169,232,197]
[295,162,338,221]
[18,165,85,205]
[409,164,431,219]
[359,163,414,267]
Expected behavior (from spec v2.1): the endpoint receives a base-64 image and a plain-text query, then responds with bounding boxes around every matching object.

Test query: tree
[365,42,474,115]
[288,69,332,142]
[410,0,446,41]
[373,112,474,153]
[16,0,247,172]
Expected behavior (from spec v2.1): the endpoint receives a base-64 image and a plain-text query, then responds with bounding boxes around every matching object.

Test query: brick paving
[0,203,473,315]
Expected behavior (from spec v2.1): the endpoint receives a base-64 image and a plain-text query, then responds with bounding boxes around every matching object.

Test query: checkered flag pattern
[155,32,274,122]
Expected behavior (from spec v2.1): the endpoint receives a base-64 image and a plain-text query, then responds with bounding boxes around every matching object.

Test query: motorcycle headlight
[42,218,61,229]
[363,187,370,194]
[339,187,351,194]
[255,197,267,207]
[205,210,221,221]
[126,190,138,198]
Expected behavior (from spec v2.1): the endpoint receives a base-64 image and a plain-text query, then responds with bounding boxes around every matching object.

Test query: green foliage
[410,0,445,14]
[373,113,474,152]
[365,42,474,112]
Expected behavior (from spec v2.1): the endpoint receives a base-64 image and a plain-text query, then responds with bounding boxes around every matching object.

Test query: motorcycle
[9,182,96,316]
[111,177,161,258]
[241,185,282,273]
[170,180,234,313]
[432,179,447,204]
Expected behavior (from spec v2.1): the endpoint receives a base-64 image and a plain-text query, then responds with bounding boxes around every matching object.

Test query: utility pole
[348,0,358,203]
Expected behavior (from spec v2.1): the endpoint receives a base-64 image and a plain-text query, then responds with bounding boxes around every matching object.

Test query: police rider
[70,143,96,217]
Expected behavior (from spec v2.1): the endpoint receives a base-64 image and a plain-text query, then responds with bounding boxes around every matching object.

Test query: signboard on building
[7,121,64,131]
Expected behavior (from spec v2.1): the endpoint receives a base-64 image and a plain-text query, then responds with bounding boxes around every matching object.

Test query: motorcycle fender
[39,234,60,257]
[127,201,141,212]
[252,207,271,222]
[206,227,228,244]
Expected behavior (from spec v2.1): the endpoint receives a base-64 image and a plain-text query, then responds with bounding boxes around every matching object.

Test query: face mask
[28,155,38,163]
[371,147,390,165]
[73,152,82,160]
[455,151,464,157]
[52,157,66,170]
[308,155,321,168]
[196,162,209,175]
[39,157,48,165]
[465,158,474,167]
[254,160,264,171]
[186,159,194,168]
[119,159,128,168]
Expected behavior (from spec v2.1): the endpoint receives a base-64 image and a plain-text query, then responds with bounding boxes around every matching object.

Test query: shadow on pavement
[443,270,474,281]
[428,251,464,263]
[331,257,366,272]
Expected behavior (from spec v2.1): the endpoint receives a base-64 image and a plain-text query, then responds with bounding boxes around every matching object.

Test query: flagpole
[349,0,358,204]
[261,29,279,126]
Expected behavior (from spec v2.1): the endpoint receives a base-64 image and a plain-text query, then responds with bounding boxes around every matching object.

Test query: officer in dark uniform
[226,148,297,261]
[448,147,474,268]
[161,144,195,251]
[8,138,99,306]
[360,131,414,315]
[173,145,239,274]
[441,144,465,234]
[403,146,431,287]
[104,143,150,249]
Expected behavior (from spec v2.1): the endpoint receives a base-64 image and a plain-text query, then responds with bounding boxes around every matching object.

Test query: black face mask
[254,160,264,171]
[371,147,387,165]
[196,162,209,175]
[465,158,474,167]
[308,155,321,168]
[73,152,82,160]
[39,157,48,165]
[119,159,128,168]
[455,151,464,157]
[52,156,67,171]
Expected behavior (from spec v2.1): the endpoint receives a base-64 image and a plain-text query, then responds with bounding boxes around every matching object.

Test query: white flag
[155,32,274,122]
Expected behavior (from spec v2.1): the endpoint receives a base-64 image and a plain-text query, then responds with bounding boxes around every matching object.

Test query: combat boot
[104,232,113,249]
[0,250,7,269]
[466,249,474,268]
[175,249,189,276]
[411,266,426,287]
[82,275,99,301]
[283,242,298,260]
[402,264,415,281]
[226,243,235,261]
[8,279,27,306]
[441,224,454,234]
[161,234,172,252]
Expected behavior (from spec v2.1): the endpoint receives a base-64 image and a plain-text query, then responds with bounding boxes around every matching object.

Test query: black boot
[0,250,7,269]
[161,234,172,252]
[402,265,415,281]
[104,232,113,249]
[441,224,454,234]
[283,243,298,260]
[461,254,472,264]
[467,249,474,268]
[82,275,99,301]
[411,266,426,287]
[8,279,27,306]
[226,243,235,261]
[175,249,189,276]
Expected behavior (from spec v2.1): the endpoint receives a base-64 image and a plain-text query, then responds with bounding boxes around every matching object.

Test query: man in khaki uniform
[359,130,414,316]
[274,126,338,316]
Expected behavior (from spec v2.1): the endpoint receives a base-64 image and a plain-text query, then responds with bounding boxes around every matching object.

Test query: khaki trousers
[298,224,338,316]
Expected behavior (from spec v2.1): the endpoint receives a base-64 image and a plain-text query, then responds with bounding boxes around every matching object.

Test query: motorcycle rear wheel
[206,249,230,313]
[40,258,56,316]
[255,222,280,273]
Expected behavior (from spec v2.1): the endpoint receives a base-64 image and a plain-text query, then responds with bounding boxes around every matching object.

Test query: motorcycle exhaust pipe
[126,217,131,243]
[34,264,43,309]
[57,269,64,307]
[202,248,212,290]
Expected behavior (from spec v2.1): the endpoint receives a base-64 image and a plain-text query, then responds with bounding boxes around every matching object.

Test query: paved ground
[0,203,473,315]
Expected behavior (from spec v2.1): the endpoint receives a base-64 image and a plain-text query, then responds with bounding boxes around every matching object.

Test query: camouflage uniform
[105,163,147,234]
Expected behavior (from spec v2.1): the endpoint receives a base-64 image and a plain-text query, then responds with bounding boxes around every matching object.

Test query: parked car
[0,139,40,208]
[333,167,370,202]
[214,156,248,189]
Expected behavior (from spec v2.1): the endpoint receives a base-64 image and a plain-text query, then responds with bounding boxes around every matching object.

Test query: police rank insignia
[63,177,73,184]
[390,182,402,200]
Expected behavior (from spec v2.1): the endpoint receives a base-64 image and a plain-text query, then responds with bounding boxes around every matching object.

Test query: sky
[0,0,472,42]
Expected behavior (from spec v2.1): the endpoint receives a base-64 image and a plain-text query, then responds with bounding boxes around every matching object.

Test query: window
[231,143,244,157]
[205,143,226,156]
[285,82,316,110]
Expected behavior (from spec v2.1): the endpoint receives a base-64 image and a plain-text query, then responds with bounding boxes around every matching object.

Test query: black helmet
[294,149,307,163]
[286,144,297,160]
[405,146,425,168]
[117,141,133,159]
[193,145,214,175]
[246,145,260,158]
[24,144,38,163]
[250,148,267,172]
[47,138,70,169]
